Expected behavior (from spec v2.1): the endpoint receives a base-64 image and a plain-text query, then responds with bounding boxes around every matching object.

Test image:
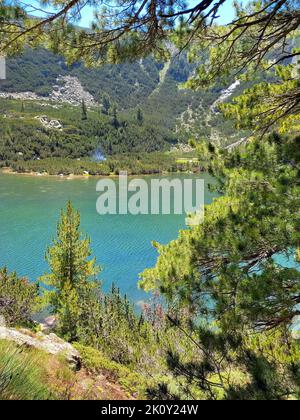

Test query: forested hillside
[0,48,244,141]
[0,48,209,112]
[0,47,249,175]
[0,41,296,175]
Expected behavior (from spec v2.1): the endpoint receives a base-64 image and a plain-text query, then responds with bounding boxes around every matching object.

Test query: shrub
[0,267,39,327]
[74,343,148,398]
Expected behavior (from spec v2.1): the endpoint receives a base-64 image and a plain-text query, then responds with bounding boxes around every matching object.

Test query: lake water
[0,172,217,306]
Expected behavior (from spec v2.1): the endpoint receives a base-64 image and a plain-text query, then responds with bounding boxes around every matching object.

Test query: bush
[0,268,39,327]
[74,343,148,398]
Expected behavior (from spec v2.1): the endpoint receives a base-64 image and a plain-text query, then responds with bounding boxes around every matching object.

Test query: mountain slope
[0,47,252,173]
[0,48,224,133]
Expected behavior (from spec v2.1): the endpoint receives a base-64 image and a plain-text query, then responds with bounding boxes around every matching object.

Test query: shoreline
[0,167,198,180]
[0,167,91,180]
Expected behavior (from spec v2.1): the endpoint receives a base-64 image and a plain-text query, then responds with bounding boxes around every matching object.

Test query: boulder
[40,315,57,332]
[0,326,81,370]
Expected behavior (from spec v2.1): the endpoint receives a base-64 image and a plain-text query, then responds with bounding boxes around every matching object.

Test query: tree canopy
[139,132,300,399]
[1,1,299,62]
[41,201,100,341]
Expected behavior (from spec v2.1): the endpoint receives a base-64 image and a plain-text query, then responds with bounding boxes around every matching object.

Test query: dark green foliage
[0,49,67,96]
[141,133,300,399]
[0,97,178,167]
[0,48,241,145]
[101,93,111,115]
[226,351,294,400]
[6,151,193,176]
[111,106,119,129]
[40,204,160,373]
[77,283,151,365]
[142,134,300,327]
[137,108,144,125]
[0,268,39,327]
[81,99,87,121]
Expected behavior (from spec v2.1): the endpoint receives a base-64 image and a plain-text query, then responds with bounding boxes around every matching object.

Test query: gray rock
[40,315,57,332]
[0,75,97,108]
[49,75,97,107]
[0,326,81,370]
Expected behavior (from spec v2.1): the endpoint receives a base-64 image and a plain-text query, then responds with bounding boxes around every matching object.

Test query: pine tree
[41,202,100,341]
[136,108,143,126]
[141,134,300,399]
[111,105,119,129]
[108,140,113,155]
[101,94,111,115]
[81,99,88,120]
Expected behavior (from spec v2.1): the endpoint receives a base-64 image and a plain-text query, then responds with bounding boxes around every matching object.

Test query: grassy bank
[0,152,200,177]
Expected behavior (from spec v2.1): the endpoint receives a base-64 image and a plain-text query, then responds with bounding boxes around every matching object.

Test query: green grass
[176,157,199,164]
[0,340,52,400]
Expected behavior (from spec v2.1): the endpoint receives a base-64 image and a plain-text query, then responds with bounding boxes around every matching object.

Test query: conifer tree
[41,202,100,341]
[101,94,111,115]
[81,99,87,121]
[137,108,144,126]
[141,134,300,399]
[111,105,119,129]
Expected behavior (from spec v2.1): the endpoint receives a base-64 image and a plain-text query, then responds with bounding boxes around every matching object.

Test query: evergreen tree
[141,134,300,399]
[111,105,119,129]
[137,108,144,126]
[1,1,299,124]
[41,202,100,341]
[108,140,113,155]
[101,93,111,115]
[81,99,88,120]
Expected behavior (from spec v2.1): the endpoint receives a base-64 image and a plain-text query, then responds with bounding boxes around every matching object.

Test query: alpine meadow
[0,0,300,402]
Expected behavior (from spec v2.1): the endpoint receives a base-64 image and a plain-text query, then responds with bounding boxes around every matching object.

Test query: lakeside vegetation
[1,153,200,177]
[0,96,202,176]
[0,134,300,400]
[0,97,177,158]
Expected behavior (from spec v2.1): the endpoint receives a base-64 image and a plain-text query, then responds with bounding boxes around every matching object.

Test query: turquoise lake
[0,172,216,306]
